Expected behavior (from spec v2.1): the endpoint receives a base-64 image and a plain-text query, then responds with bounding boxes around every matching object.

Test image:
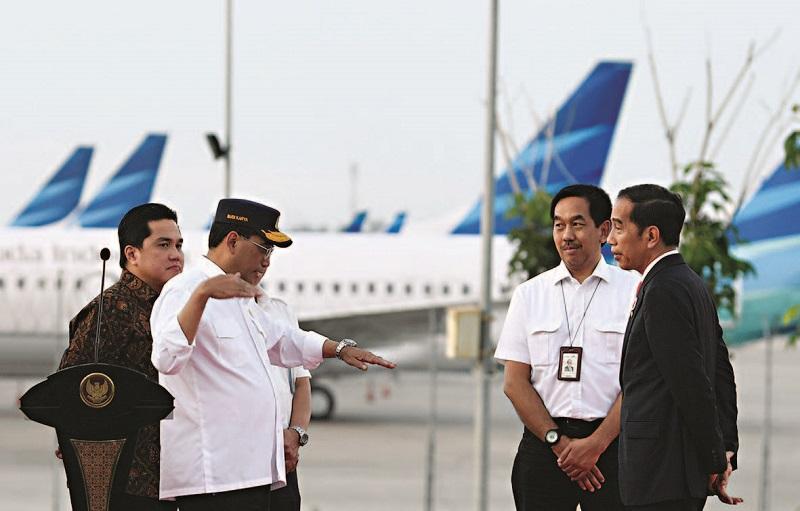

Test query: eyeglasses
[240,236,275,257]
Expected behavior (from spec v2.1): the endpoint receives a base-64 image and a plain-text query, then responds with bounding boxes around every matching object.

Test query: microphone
[94,248,111,362]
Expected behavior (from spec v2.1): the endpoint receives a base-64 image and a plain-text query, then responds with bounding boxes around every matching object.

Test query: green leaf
[785,131,800,169]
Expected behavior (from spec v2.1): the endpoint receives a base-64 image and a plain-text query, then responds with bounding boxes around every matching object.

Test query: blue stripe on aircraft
[79,134,167,228]
[452,61,632,235]
[11,147,93,227]
[732,161,800,243]
[386,212,406,234]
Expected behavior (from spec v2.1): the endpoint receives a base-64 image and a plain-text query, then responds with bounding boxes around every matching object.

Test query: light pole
[206,0,233,198]
[475,1,499,510]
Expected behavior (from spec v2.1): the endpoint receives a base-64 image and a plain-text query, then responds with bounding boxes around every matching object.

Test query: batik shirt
[59,270,162,499]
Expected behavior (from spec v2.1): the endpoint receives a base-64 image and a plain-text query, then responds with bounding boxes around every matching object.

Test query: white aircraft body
[0,228,517,379]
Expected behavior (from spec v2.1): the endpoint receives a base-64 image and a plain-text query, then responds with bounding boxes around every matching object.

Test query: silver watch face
[545,430,559,444]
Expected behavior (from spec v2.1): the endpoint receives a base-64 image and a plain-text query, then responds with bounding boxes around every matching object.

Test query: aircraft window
[296,282,304,293]
[56,278,63,290]
[277,281,286,293]
[75,280,82,290]
[462,284,471,295]
[38,278,46,289]
[386,283,394,294]
[332,283,341,294]
[404,284,413,295]
[367,283,376,294]
[17,278,25,289]
[424,284,432,295]
[314,282,323,293]
[350,282,358,294]
[442,284,450,295]
[0,278,4,289]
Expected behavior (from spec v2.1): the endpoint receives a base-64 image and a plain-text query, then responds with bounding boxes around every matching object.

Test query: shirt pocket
[593,321,627,364]
[528,320,561,366]
[212,317,247,367]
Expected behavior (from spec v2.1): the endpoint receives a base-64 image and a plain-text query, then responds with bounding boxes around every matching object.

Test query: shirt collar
[199,255,227,277]
[552,256,611,286]
[642,248,680,279]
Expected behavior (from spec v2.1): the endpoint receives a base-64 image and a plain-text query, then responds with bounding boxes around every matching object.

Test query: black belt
[523,417,605,442]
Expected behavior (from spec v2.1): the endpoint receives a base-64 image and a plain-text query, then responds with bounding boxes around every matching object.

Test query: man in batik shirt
[59,203,184,511]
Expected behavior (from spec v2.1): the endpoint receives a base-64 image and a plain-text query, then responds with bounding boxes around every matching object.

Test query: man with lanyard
[151,198,395,511]
[59,203,184,511]
[495,184,639,510]
[259,295,311,511]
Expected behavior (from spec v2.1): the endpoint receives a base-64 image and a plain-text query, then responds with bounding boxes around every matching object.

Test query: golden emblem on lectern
[79,373,115,409]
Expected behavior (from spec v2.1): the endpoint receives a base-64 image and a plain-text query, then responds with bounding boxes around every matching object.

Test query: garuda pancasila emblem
[79,372,115,409]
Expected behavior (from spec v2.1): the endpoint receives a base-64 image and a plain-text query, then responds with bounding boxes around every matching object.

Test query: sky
[1,0,798,231]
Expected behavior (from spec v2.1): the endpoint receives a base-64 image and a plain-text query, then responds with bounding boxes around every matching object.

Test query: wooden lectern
[20,363,174,511]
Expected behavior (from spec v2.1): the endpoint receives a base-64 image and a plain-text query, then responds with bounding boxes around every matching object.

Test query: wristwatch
[544,428,561,446]
[290,425,309,446]
[335,338,358,359]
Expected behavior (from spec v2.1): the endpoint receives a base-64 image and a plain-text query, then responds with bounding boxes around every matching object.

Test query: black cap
[212,198,293,248]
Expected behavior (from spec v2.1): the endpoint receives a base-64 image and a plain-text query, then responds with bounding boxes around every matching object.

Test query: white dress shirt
[151,257,325,499]
[494,257,639,420]
[258,295,312,430]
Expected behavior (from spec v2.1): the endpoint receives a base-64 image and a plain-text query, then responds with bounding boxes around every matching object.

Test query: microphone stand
[94,248,111,363]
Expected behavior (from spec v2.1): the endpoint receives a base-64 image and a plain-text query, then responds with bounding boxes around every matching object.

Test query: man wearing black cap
[151,198,395,511]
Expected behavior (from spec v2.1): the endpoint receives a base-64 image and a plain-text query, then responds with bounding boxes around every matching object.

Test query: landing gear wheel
[310,384,335,421]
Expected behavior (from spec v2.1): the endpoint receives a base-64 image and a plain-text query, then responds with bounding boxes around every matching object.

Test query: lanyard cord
[560,278,602,347]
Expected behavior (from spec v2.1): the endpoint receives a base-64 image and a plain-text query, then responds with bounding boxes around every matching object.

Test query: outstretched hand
[339,347,396,371]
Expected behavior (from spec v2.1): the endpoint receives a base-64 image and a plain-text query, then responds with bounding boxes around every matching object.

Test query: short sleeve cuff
[493,346,531,365]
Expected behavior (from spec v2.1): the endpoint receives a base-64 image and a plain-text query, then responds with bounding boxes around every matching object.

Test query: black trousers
[511,418,622,511]
[175,485,271,511]
[269,470,301,511]
[111,492,178,511]
[626,498,706,511]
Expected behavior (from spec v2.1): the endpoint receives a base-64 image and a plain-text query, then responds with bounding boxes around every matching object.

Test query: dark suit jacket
[618,253,738,506]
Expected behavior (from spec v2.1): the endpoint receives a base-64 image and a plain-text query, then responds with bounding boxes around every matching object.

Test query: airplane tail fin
[10,147,93,227]
[78,134,167,228]
[452,61,633,234]
[342,211,368,233]
[732,158,800,243]
[386,212,407,234]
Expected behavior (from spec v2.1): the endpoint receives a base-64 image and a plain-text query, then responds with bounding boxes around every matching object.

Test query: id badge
[558,346,582,381]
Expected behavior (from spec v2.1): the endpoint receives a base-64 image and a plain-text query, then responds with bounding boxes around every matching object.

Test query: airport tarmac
[1,336,799,510]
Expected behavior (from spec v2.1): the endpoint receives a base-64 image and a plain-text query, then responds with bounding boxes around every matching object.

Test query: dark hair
[550,184,612,227]
[617,184,685,246]
[117,203,179,269]
[208,223,260,249]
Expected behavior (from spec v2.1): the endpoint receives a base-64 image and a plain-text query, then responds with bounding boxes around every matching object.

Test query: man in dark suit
[607,184,741,510]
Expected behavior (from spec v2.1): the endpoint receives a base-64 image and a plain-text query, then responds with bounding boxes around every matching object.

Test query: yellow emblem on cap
[79,372,115,409]
[227,214,249,222]
[261,230,290,243]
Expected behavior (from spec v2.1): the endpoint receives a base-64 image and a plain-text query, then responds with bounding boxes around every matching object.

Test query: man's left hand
[557,436,604,479]
[283,428,300,473]
[711,451,743,505]
[340,347,396,371]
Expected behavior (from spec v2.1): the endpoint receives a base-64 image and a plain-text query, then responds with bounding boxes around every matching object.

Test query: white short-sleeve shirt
[494,258,639,420]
